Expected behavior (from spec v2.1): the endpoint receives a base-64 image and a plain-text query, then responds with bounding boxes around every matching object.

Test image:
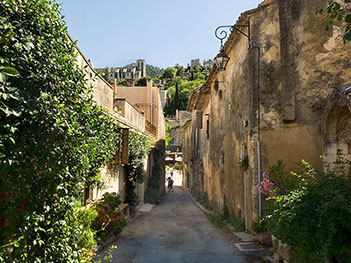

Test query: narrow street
[110,186,244,263]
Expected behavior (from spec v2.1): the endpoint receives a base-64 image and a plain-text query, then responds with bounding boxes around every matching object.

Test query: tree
[0,1,121,261]
[162,67,177,79]
[175,64,185,77]
[318,1,351,42]
[97,67,113,84]
[146,64,164,79]
[164,79,205,117]
[135,76,151,86]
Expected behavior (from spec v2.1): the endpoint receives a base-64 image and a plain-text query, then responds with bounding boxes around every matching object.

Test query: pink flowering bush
[257,172,275,195]
[258,160,316,196]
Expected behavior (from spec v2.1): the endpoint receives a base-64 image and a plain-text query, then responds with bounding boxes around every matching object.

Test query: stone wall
[73,41,163,206]
[183,0,351,230]
[115,98,146,132]
[74,47,114,113]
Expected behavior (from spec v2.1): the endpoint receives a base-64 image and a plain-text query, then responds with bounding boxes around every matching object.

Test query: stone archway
[324,102,351,169]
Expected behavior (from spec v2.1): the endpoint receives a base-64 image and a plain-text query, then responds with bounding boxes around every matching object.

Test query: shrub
[125,131,150,211]
[74,207,98,251]
[144,141,164,204]
[144,187,160,205]
[91,193,127,243]
[264,162,351,262]
[207,196,245,232]
[199,192,211,210]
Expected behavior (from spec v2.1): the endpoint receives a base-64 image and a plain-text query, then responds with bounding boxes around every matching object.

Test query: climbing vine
[125,131,150,210]
[144,141,165,204]
[0,0,122,262]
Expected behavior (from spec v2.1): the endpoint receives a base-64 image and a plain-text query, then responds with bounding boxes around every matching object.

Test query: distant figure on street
[170,171,173,178]
[167,177,174,192]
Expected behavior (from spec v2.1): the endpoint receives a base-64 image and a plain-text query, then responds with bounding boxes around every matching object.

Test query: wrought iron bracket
[215,22,250,49]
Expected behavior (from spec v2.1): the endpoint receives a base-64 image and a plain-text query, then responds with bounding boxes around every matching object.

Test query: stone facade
[166,110,191,160]
[182,0,351,230]
[99,59,147,82]
[115,79,166,141]
[74,42,165,205]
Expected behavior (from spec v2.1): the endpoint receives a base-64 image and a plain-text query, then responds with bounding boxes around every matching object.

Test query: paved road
[110,187,244,263]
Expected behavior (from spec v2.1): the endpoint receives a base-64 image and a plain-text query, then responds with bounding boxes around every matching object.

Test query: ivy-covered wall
[0,0,154,262]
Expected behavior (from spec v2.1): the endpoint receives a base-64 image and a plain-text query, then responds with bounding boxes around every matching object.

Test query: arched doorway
[324,102,351,170]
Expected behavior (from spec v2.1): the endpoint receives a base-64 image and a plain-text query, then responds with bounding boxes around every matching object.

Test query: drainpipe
[250,43,262,220]
[244,169,248,230]
[256,47,262,219]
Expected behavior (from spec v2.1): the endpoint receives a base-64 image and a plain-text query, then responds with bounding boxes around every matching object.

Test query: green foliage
[74,207,98,251]
[0,1,122,262]
[160,64,207,117]
[199,192,211,210]
[239,155,249,170]
[173,161,183,171]
[318,1,351,42]
[91,193,127,244]
[162,67,177,79]
[252,220,267,234]
[146,64,164,79]
[94,192,122,212]
[264,161,351,262]
[268,160,316,195]
[165,123,172,148]
[125,131,150,210]
[97,67,113,84]
[175,64,185,77]
[226,213,245,232]
[207,211,245,232]
[188,66,207,81]
[144,141,165,204]
[164,78,205,117]
[207,195,245,232]
[134,76,151,87]
[115,78,127,86]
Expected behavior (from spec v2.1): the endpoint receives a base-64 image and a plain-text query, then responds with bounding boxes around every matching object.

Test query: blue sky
[59,0,263,69]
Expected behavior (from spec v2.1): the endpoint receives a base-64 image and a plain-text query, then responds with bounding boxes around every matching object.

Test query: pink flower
[257,172,275,195]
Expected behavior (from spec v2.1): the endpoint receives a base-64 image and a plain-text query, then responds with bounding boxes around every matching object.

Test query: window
[206,119,210,139]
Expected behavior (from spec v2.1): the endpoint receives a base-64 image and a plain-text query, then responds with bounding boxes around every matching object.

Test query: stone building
[182,0,351,230]
[74,42,165,206]
[166,110,192,162]
[101,59,147,82]
[115,79,166,141]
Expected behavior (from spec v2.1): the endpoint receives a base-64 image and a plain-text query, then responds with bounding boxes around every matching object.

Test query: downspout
[250,43,262,220]
[243,154,248,230]
[256,47,262,219]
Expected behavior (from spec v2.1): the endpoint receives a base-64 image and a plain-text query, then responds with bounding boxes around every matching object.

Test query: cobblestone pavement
[109,187,244,263]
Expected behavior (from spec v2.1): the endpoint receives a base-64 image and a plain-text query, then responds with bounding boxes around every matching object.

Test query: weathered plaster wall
[188,0,351,230]
[74,50,114,113]
[116,80,165,140]
[115,98,146,132]
[181,121,192,188]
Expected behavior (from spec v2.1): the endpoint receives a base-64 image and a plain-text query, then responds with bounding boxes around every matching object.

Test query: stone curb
[179,186,214,215]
